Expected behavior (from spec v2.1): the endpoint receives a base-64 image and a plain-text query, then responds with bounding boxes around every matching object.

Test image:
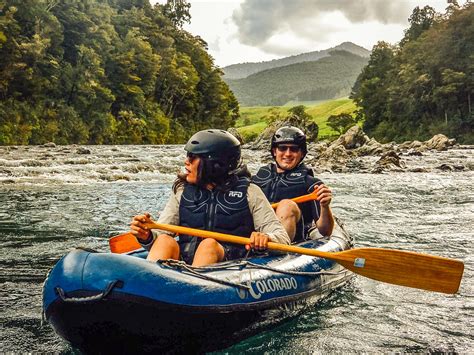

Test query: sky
[152,0,455,67]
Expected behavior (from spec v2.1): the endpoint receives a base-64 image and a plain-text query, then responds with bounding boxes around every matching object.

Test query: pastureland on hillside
[236,98,358,142]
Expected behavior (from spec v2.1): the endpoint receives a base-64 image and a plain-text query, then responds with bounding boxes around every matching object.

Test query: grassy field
[236,98,358,141]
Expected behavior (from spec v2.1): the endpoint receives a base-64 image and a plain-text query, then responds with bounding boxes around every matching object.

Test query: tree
[400,6,438,47]
[351,3,474,143]
[326,113,358,135]
[287,105,311,125]
[350,41,395,136]
[264,107,285,125]
[161,0,190,28]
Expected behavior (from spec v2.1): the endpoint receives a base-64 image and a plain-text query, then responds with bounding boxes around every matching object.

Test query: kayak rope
[54,280,123,303]
[157,259,346,289]
[158,259,251,290]
[239,260,345,277]
[41,266,53,327]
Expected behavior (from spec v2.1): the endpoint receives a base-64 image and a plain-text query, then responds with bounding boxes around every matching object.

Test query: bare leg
[146,234,180,262]
[192,238,225,267]
[275,199,301,242]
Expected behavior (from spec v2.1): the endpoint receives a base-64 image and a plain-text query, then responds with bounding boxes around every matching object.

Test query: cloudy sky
[154,0,453,67]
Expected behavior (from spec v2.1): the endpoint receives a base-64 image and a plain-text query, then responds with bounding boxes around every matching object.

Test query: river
[0,144,473,353]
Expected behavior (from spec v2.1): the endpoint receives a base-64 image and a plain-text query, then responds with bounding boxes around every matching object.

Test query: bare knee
[146,234,180,262]
[192,238,225,266]
[276,199,301,221]
[276,200,301,242]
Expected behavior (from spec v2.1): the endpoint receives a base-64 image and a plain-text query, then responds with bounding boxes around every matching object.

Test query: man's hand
[316,184,332,208]
[130,212,153,241]
[246,232,270,251]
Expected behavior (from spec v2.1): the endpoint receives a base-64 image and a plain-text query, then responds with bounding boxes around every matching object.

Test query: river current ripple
[0,145,473,353]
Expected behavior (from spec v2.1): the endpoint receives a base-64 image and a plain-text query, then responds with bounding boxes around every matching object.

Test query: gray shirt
[144,183,290,246]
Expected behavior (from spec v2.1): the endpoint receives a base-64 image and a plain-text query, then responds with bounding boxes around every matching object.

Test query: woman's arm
[248,183,291,245]
[129,188,182,250]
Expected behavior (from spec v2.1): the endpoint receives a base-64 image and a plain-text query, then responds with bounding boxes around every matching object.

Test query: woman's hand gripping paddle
[142,222,464,294]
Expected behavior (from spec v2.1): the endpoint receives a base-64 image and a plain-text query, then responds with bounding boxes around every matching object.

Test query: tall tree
[351,3,474,143]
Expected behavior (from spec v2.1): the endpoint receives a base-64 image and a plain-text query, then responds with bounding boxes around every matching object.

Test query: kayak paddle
[109,232,141,253]
[143,222,464,294]
[271,189,318,209]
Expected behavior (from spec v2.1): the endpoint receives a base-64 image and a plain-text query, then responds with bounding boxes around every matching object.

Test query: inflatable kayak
[42,219,353,353]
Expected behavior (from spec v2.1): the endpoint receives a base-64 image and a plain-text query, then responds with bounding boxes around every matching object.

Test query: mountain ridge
[224,50,368,106]
[222,42,370,80]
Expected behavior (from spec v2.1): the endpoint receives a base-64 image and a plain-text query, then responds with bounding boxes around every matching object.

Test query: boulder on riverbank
[314,128,459,173]
[246,121,463,173]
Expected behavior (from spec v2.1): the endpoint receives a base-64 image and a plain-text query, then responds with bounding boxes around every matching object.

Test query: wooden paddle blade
[332,248,464,294]
[109,232,142,253]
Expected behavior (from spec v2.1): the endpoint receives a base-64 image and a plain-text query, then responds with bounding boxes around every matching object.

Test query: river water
[0,144,473,353]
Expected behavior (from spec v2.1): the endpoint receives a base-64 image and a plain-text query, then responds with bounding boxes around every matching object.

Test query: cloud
[232,0,415,48]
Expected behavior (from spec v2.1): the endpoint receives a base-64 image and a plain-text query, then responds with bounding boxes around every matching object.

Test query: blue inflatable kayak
[43,219,353,353]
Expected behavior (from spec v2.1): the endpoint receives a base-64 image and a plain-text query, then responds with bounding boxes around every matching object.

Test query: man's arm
[313,183,334,236]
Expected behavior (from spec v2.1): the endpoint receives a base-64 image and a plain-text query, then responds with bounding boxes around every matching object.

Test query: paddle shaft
[146,222,464,294]
[271,190,318,209]
[110,192,318,252]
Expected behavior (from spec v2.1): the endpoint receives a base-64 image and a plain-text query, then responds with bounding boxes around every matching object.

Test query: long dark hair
[172,158,250,194]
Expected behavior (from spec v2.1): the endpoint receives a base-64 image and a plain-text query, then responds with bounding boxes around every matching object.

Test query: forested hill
[222,42,370,80]
[0,0,238,145]
[225,50,368,106]
[351,3,473,144]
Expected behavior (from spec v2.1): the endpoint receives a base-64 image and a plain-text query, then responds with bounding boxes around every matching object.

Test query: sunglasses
[186,152,199,162]
[276,145,300,153]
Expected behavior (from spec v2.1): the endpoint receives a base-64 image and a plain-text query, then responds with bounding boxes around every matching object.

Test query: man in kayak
[130,129,290,266]
[252,126,334,242]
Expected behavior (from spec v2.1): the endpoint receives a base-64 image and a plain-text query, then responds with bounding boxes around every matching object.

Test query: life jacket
[178,176,254,264]
[252,163,320,242]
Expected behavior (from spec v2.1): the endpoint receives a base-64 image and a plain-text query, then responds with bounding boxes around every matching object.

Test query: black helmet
[271,126,307,158]
[185,129,241,184]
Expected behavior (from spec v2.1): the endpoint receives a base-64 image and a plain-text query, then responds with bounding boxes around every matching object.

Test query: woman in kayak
[130,129,290,266]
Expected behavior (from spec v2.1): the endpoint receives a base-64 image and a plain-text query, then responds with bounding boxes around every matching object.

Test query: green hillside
[225,51,368,106]
[222,42,370,79]
[236,98,358,141]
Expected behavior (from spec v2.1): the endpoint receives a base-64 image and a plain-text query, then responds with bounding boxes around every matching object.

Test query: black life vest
[178,176,254,264]
[252,163,321,241]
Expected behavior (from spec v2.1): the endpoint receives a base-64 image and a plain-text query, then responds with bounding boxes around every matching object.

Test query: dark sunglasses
[186,152,199,162]
[276,145,300,153]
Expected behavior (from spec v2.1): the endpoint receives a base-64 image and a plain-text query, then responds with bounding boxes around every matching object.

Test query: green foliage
[225,51,368,106]
[351,3,474,143]
[287,105,311,124]
[0,0,237,145]
[162,0,191,28]
[263,107,285,125]
[400,5,438,47]
[326,113,358,135]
